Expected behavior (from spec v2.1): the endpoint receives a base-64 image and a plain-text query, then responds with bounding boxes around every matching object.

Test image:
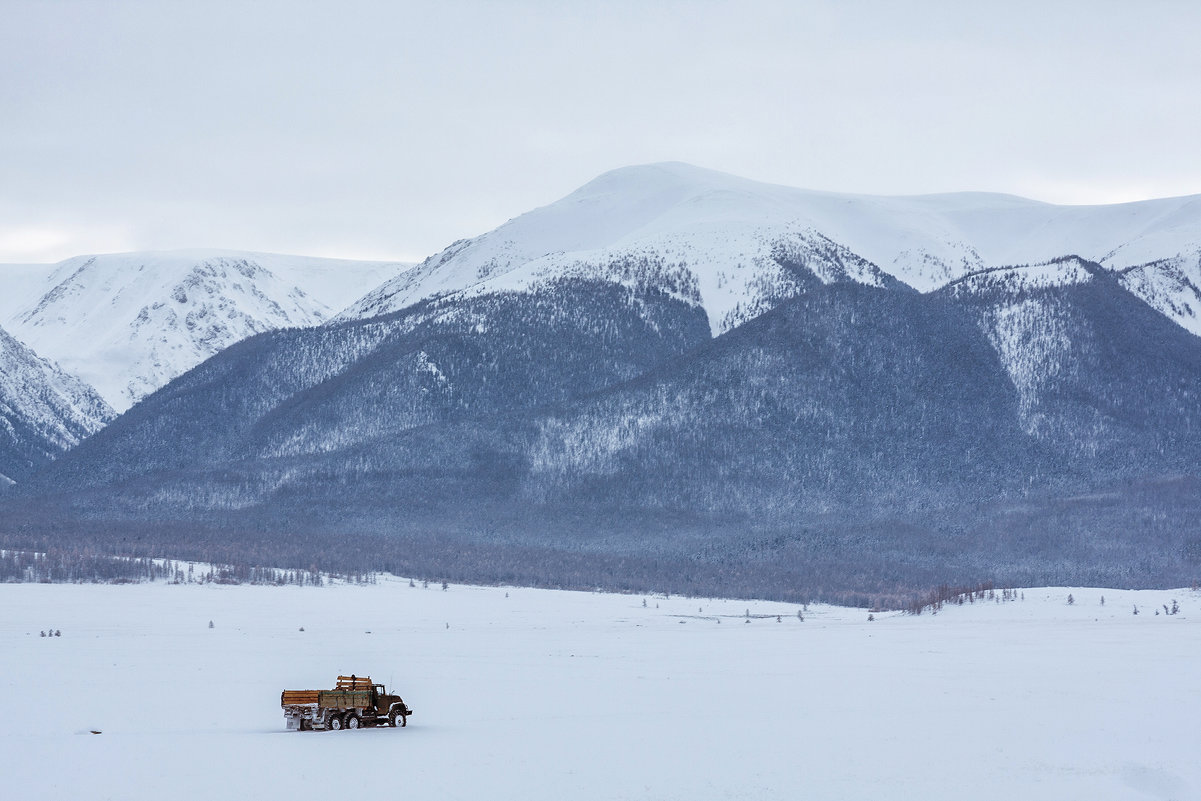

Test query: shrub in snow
[1067,594,1074,605]
[208,620,214,629]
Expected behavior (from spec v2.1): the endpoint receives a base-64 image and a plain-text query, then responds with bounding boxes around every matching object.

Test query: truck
[281,675,413,731]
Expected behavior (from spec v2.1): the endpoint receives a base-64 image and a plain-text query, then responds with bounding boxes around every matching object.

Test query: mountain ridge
[340,162,1201,323]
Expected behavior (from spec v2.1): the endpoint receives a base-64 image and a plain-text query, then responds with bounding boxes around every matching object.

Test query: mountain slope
[341,163,1201,328]
[0,263,59,320]
[1116,248,1201,337]
[26,278,709,494]
[940,258,1201,470]
[0,324,114,484]
[5,251,407,411]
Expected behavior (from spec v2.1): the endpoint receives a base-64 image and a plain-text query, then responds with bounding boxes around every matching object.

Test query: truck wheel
[328,714,344,731]
[345,713,360,730]
[388,711,400,727]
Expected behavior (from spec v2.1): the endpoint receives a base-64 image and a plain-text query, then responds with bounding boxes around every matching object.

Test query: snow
[1118,249,1201,338]
[0,324,114,456]
[3,251,410,411]
[0,262,59,319]
[341,163,1201,330]
[2,578,1196,800]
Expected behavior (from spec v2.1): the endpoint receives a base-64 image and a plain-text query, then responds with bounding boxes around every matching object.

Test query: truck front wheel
[389,710,407,728]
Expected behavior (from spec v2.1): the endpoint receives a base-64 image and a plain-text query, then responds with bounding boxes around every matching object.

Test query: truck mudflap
[283,703,321,731]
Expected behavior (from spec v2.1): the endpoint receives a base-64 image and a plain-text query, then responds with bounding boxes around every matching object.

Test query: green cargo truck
[281,675,413,731]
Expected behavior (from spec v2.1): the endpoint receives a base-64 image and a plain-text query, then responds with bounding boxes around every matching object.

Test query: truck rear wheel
[327,713,344,731]
[345,713,360,730]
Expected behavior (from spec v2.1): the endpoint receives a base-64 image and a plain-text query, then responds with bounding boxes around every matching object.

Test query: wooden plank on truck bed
[336,676,372,689]
[281,691,321,705]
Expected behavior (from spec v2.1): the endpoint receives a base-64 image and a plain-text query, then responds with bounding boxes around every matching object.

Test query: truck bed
[318,689,371,709]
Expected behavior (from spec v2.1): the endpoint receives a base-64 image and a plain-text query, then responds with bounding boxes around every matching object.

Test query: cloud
[1,1,1198,262]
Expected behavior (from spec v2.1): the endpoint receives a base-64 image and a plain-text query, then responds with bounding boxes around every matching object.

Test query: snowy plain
[1,577,1197,801]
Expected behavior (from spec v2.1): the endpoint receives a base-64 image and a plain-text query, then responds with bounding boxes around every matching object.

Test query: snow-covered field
[2,578,1196,800]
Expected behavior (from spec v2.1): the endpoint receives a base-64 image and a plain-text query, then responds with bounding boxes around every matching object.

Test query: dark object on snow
[281,675,413,732]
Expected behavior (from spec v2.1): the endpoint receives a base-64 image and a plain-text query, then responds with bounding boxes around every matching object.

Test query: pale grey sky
[2,0,1199,263]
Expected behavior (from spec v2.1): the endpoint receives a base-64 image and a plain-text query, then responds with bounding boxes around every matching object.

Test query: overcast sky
[2,0,1199,264]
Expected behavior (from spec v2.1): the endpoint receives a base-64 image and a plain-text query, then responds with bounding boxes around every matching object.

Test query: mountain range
[2,163,1200,601]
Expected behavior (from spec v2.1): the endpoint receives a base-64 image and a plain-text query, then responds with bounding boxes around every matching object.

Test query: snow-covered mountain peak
[341,163,1201,328]
[8,252,334,411]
